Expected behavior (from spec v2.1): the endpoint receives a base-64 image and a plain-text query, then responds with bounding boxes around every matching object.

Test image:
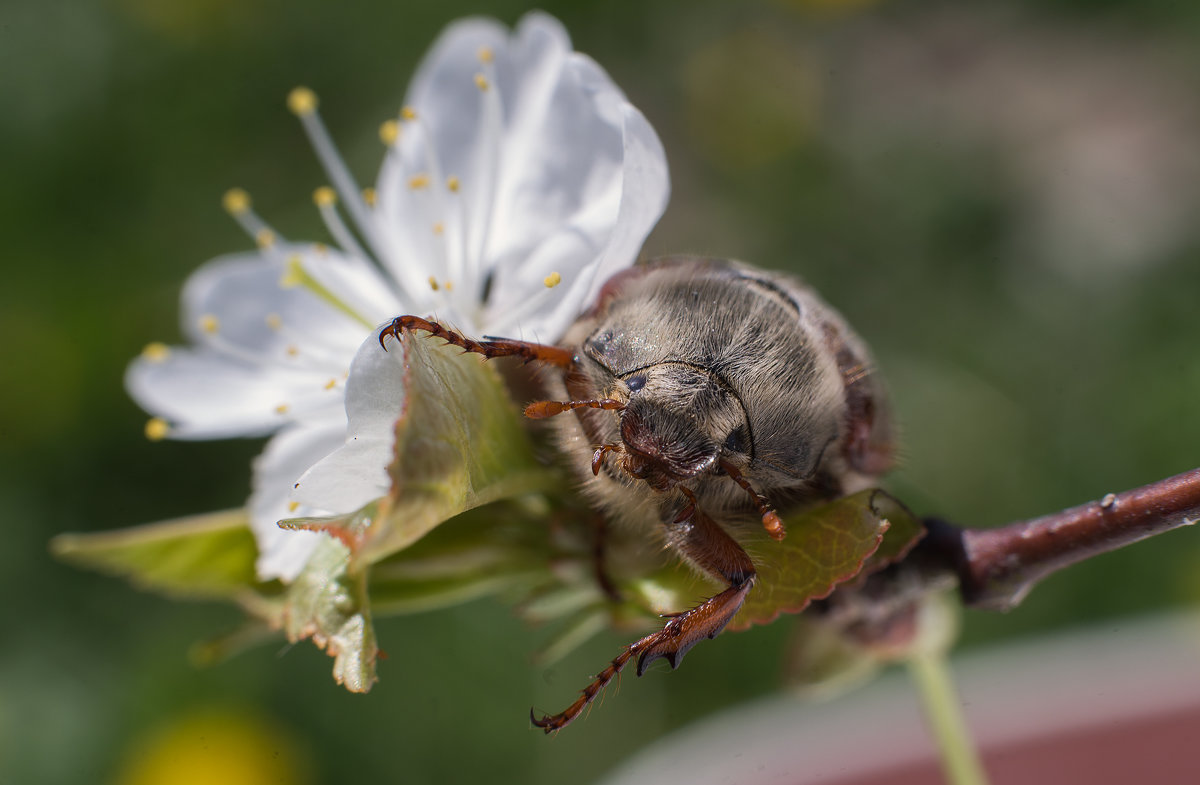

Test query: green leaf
[50,509,263,599]
[732,489,911,629]
[368,501,558,615]
[357,332,556,566]
[595,489,922,648]
[281,534,378,693]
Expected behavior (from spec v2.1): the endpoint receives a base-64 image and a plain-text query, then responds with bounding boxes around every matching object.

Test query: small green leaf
[50,510,262,599]
[282,535,378,693]
[358,332,556,565]
[731,489,896,630]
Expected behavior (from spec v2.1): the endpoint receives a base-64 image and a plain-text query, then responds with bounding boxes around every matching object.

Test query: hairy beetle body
[551,257,892,532]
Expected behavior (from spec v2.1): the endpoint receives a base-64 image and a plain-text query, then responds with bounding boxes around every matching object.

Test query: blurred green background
[6,0,1200,782]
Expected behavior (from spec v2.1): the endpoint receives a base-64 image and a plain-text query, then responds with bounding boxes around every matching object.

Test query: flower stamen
[281,255,374,330]
[222,188,283,257]
[144,417,171,441]
[287,86,388,268]
[379,119,400,146]
[141,342,171,362]
[312,186,370,261]
[492,272,570,334]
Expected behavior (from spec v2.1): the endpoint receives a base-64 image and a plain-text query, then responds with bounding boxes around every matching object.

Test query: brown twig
[924,467,1200,612]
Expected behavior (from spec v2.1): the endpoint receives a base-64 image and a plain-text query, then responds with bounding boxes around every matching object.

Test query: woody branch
[921,467,1200,612]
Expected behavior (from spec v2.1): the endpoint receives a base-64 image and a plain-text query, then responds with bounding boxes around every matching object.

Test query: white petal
[127,347,344,438]
[182,246,396,354]
[373,11,669,343]
[486,96,670,339]
[289,333,402,515]
[250,419,347,581]
[128,244,403,438]
[539,99,671,335]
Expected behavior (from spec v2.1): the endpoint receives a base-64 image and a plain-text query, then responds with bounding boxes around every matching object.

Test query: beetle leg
[590,443,624,476]
[378,315,576,368]
[524,399,625,419]
[531,497,755,733]
[718,459,786,540]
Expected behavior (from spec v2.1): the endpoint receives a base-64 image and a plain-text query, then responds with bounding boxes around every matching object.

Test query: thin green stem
[907,652,990,785]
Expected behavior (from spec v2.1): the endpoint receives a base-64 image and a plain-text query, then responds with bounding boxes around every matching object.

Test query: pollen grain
[287,86,318,115]
[144,417,170,441]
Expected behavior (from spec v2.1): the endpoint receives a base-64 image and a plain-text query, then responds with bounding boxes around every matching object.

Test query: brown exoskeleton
[379,256,894,732]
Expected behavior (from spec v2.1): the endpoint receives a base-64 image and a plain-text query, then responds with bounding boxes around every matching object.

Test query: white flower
[126,12,669,582]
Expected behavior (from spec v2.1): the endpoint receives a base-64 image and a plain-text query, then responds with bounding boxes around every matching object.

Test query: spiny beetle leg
[379,315,575,368]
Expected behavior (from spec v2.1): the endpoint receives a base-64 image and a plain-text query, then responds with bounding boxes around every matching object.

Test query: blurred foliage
[7,0,1200,783]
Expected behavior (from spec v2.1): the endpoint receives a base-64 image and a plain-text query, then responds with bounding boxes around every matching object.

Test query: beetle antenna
[524,399,625,419]
[718,459,786,540]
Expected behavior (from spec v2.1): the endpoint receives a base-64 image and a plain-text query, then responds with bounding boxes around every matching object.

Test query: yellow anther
[274,403,290,415]
[287,86,318,115]
[141,342,170,363]
[287,501,300,513]
[222,188,251,215]
[379,119,400,145]
[286,345,299,357]
[446,175,460,193]
[313,186,337,207]
[432,222,444,235]
[279,256,303,288]
[544,271,562,288]
[408,174,430,190]
[474,73,490,91]
[199,314,220,333]
[428,276,440,291]
[362,187,377,206]
[478,46,494,64]
[313,242,329,255]
[256,228,276,249]
[144,417,170,441]
[265,313,283,330]
[444,280,454,292]
[401,105,417,121]
[324,378,337,390]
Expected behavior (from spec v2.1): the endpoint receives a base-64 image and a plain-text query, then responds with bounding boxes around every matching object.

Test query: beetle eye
[625,373,647,393]
[723,425,749,454]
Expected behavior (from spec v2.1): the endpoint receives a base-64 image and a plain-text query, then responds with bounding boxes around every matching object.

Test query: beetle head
[615,363,747,491]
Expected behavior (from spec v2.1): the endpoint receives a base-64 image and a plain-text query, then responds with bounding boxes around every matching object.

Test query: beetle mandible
[379,256,894,731]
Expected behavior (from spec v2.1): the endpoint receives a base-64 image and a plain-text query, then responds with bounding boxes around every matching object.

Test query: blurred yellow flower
[113,708,310,785]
